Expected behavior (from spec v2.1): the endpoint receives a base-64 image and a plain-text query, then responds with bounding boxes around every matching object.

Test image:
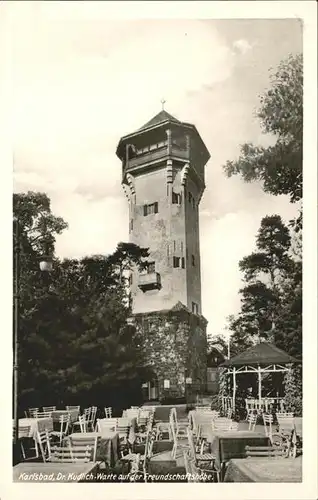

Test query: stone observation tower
[116,108,210,401]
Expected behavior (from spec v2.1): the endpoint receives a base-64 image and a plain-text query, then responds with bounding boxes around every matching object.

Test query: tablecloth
[13,461,100,482]
[224,457,302,482]
[188,411,216,434]
[207,431,270,470]
[68,432,119,467]
[17,418,53,438]
[154,405,187,422]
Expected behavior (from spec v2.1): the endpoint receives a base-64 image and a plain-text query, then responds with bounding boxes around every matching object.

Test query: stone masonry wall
[135,307,207,399]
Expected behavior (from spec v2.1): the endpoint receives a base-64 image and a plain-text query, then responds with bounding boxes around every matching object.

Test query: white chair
[117,418,130,443]
[87,406,97,431]
[226,407,233,419]
[171,419,188,460]
[72,409,89,432]
[43,406,56,412]
[69,435,98,461]
[263,414,274,440]
[230,421,239,431]
[247,413,257,431]
[28,408,39,418]
[104,407,112,418]
[171,407,188,438]
[276,412,294,418]
[36,429,51,462]
[78,415,88,433]
[50,445,92,463]
[96,418,117,433]
[195,406,211,411]
[18,425,36,460]
[49,414,70,445]
[212,418,233,432]
[66,405,80,411]
[137,410,151,429]
[36,411,52,419]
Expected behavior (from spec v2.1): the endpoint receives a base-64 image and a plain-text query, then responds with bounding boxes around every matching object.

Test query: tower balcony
[125,144,189,173]
[138,272,162,292]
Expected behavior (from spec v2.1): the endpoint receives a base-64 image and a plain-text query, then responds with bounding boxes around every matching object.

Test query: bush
[284,364,302,416]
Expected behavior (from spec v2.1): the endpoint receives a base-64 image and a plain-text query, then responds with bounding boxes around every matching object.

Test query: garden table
[13,461,100,482]
[67,431,119,467]
[16,417,53,438]
[224,457,302,482]
[207,430,270,473]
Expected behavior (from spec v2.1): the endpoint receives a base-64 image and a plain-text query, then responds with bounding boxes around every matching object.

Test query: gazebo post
[257,364,262,405]
[232,367,236,414]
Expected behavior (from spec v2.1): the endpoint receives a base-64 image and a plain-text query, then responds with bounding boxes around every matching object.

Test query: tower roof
[139,110,180,131]
[116,108,210,166]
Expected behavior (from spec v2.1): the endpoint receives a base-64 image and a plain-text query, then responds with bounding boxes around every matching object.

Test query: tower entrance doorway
[142,377,159,401]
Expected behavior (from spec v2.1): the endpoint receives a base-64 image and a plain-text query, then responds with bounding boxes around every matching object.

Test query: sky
[10,4,303,337]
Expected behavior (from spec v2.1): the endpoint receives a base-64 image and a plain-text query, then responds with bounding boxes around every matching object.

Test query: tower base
[134,302,207,402]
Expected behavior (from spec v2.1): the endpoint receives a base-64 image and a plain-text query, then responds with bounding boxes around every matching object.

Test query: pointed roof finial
[161,98,166,111]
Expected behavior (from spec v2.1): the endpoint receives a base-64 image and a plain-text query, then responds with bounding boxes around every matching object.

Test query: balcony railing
[138,272,161,291]
[126,145,189,171]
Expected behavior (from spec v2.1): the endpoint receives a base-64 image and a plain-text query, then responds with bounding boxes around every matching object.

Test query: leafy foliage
[14,192,150,412]
[207,334,228,358]
[228,215,302,359]
[283,364,302,416]
[223,54,303,203]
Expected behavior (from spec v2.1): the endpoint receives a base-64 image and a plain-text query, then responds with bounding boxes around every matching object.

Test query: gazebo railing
[245,397,285,416]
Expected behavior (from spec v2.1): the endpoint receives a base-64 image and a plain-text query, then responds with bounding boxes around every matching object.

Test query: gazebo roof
[221,342,300,367]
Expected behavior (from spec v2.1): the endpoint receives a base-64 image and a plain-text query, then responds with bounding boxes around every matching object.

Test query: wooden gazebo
[220,342,300,413]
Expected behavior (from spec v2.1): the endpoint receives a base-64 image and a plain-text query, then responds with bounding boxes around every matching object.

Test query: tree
[207,334,228,358]
[223,54,303,204]
[227,215,299,356]
[14,191,150,412]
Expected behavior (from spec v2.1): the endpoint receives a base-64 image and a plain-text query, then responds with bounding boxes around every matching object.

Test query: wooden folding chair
[187,427,220,482]
[245,445,288,458]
